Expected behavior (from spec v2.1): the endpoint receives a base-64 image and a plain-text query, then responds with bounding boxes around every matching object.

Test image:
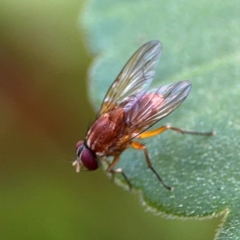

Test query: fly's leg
[103,155,132,190]
[133,125,214,190]
[131,141,173,191]
[137,125,214,139]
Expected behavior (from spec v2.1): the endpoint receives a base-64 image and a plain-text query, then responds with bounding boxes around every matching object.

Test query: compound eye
[81,148,98,171]
[75,141,84,157]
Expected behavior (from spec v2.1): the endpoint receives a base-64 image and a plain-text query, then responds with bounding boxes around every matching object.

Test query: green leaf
[81,0,240,239]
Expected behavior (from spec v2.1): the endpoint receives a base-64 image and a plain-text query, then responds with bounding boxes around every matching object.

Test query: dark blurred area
[0,1,220,239]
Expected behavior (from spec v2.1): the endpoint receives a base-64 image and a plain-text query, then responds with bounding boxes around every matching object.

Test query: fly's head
[73,141,98,172]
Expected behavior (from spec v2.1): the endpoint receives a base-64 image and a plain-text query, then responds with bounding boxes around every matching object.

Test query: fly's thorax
[86,108,126,156]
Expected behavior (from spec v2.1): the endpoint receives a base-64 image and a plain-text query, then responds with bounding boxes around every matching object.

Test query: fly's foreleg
[104,155,132,190]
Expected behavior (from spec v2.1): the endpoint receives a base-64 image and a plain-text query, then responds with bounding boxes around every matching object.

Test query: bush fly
[73,40,213,190]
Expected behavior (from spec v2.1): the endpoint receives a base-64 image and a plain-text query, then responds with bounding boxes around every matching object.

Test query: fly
[73,40,213,190]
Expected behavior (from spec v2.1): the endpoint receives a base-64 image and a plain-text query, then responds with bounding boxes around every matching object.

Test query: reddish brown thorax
[86,108,127,156]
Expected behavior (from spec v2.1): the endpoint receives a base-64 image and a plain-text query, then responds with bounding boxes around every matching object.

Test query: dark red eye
[81,148,98,170]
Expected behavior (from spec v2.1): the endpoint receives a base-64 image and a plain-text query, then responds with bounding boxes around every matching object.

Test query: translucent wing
[124,80,192,134]
[99,41,162,115]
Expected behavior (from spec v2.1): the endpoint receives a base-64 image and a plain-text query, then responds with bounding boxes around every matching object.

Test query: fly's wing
[124,80,192,134]
[98,41,162,116]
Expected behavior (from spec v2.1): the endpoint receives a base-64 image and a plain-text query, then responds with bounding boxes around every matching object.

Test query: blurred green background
[0,0,220,239]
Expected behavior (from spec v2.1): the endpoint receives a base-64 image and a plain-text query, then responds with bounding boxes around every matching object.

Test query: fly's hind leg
[137,125,214,139]
[132,125,213,190]
[103,155,132,190]
[131,141,173,191]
